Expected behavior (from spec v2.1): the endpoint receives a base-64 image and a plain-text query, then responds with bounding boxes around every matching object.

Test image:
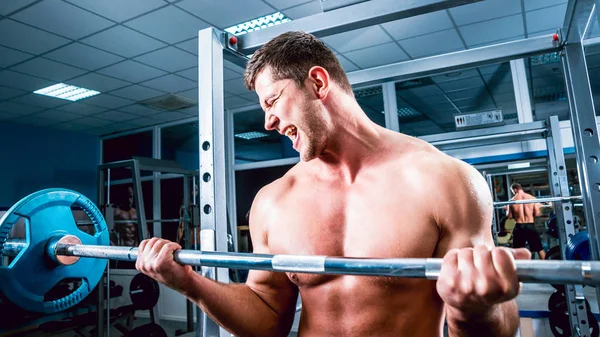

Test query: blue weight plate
[0,189,109,314]
[566,231,591,261]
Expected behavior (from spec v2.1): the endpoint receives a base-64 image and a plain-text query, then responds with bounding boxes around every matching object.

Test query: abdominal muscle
[293,274,445,337]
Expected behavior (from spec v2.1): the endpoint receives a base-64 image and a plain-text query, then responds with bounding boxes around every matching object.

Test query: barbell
[493,195,582,208]
[0,189,598,315]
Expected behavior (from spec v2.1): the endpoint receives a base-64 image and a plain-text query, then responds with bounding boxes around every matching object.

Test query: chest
[266,178,439,287]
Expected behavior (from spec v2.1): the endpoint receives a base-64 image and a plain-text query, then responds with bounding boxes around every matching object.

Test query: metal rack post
[562,41,600,306]
[546,115,590,336]
[198,27,231,337]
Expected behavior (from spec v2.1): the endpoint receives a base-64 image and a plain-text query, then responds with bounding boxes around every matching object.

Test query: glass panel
[109,180,153,269]
[353,85,385,127]
[527,52,569,122]
[235,165,293,252]
[160,177,193,245]
[102,131,153,180]
[584,42,600,116]
[394,62,517,137]
[233,108,292,164]
[161,121,199,171]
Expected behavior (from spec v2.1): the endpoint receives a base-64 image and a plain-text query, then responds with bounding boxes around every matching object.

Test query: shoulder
[391,135,493,223]
[248,165,299,233]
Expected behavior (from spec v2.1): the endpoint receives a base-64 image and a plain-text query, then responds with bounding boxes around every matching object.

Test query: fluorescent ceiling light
[508,162,531,170]
[34,83,100,102]
[225,12,291,36]
[235,131,269,140]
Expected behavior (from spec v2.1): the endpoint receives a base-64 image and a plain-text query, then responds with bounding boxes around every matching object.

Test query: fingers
[438,244,529,312]
[511,248,532,260]
[492,248,521,298]
[136,238,176,273]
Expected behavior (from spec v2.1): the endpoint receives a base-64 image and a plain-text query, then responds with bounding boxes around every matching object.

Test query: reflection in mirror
[394,62,517,137]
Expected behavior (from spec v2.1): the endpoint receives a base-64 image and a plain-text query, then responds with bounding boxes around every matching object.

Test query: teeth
[285,126,296,137]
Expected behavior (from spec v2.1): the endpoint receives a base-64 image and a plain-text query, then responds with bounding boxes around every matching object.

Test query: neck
[313,92,387,183]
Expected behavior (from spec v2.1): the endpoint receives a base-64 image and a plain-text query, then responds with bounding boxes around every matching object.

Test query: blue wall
[0,123,100,207]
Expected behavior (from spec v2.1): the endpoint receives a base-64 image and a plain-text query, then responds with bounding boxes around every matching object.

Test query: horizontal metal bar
[347,34,561,88]
[2,240,599,286]
[76,218,189,225]
[98,159,136,170]
[493,195,582,207]
[486,168,548,177]
[237,0,481,54]
[419,120,548,151]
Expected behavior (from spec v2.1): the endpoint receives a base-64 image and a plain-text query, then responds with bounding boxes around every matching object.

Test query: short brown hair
[244,31,353,94]
[510,183,522,191]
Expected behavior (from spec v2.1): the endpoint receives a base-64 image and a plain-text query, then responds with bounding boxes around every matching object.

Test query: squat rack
[196,1,600,337]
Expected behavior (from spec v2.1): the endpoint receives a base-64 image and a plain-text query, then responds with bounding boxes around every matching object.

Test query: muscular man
[136,31,529,337]
[506,182,546,260]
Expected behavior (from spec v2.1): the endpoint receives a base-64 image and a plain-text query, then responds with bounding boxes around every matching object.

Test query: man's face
[254,67,328,162]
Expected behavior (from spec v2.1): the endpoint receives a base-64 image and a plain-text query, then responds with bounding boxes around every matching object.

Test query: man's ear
[306,66,330,99]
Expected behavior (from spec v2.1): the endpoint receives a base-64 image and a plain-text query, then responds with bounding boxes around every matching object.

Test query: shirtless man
[506,183,546,260]
[136,31,530,337]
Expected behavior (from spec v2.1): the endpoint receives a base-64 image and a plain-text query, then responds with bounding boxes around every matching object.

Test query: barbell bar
[0,189,596,315]
[493,195,582,208]
[3,235,600,287]
[75,218,191,225]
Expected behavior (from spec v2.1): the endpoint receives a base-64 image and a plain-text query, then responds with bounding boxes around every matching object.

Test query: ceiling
[0,0,597,140]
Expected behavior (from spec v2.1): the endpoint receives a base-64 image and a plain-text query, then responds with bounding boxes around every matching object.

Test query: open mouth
[284,125,298,142]
[284,125,301,150]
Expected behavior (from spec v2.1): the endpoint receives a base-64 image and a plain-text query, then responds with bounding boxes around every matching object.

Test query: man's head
[510,183,523,195]
[244,31,353,161]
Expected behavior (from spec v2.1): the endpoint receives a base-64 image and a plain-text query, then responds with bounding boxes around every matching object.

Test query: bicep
[244,190,298,317]
[437,163,495,254]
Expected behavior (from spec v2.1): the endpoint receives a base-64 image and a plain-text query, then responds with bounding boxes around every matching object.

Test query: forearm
[177,271,287,337]
[446,301,520,337]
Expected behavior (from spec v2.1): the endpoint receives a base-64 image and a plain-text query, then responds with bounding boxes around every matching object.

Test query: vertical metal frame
[132,159,148,241]
[152,126,162,239]
[198,27,230,337]
[382,82,400,132]
[546,116,590,336]
[225,109,239,251]
[562,40,600,305]
[151,126,162,321]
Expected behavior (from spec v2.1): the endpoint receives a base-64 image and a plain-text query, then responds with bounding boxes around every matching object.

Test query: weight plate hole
[582,320,587,324]
[2,216,26,267]
[559,165,564,170]
[44,278,82,302]
[72,207,97,236]
[590,156,598,164]
[584,128,594,137]
[203,204,212,215]
[203,173,211,183]
[567,220,572,224]
[579,305,584,310]
[595,183,600,192]
[202,141,211,151]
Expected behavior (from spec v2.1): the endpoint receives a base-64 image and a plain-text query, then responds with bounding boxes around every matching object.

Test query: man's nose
[264,113,279,131]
